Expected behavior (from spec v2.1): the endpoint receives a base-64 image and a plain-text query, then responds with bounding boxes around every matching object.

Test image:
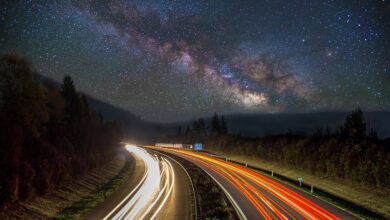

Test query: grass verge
[55,156,134,220]
[207,150,388,220]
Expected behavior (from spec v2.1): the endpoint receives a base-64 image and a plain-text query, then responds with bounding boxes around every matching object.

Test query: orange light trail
[147,147,341,220]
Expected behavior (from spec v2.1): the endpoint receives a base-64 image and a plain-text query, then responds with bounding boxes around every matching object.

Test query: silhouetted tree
[368,128,378,140]
[193,118,206,138]
[0,55,121,205]
[325,126,331,137]
[313,127,323,138]
[339,108,366,139]
[198,118,206,134]
[61,75,84,120]
[184,107,389,189]
[185,126,191,135]
[210,113,220,134]
[220,116,228,135]
[0,55,48,202]
[61,75,77,102]
[80,94,90,117]
[176,126,182,136]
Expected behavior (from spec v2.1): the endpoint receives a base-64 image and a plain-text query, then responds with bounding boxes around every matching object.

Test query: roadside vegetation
[55,155,133,219]
[170,110,389,218]
[1,154,126,219]
[0,55,121,212]
[211,152,387,219]
[158,151,238,220]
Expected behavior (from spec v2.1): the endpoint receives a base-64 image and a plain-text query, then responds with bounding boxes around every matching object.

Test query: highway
[85,145,193,220]
[152,147,357,220]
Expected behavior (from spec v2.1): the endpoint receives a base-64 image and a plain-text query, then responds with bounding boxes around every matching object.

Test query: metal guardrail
[200,168,247,220]
[222,157,386,219]
[159,150,246,220]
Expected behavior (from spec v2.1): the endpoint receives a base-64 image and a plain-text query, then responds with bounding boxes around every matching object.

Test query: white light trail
[149,158,175,219]
[104,145,176,220]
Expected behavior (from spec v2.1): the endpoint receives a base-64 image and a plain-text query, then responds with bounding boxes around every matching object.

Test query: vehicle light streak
[104,145,175,220]
[149,158,175,219]
[140,158,175,220]
[150,147,341,220]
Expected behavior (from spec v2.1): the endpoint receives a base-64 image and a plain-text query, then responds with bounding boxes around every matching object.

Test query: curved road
[149,149,194,220]
[151,147,357,220]
[85,145,193,220]
[84,151,145,220]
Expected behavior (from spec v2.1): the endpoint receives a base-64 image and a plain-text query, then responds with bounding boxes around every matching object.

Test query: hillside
[85,98,173,143]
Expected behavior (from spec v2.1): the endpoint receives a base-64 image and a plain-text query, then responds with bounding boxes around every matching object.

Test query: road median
[151,149,239,220]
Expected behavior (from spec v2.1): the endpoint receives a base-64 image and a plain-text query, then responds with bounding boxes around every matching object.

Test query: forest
[0,55,121,205]
[174,110,390,188]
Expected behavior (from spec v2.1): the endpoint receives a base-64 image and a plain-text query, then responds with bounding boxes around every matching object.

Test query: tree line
[176,113,228,139]
[0,55,121,205]
[173,109,389,188]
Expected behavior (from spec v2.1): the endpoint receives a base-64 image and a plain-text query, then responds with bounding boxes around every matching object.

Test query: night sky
[1,0,389,122]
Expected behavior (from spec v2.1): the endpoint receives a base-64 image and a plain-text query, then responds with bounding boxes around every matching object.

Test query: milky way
[1,0,389,122]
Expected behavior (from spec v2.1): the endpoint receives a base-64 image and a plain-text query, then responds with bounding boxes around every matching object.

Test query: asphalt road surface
[85,145,193,220]
[84,152,145,220]
[152,147,357,220]
[149,149,194,220]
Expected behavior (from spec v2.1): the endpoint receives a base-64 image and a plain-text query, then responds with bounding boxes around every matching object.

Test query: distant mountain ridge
[85,97,172,142]
[39,76,390,139]
[85,98,390,139]
[167,112,390,139]
[38,75,171,143]
[76,96,390,139]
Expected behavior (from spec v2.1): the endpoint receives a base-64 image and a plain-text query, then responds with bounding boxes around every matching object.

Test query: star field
[1,0,389,122]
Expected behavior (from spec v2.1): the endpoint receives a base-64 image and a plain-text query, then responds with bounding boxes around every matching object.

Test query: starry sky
[1,0,389,122]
